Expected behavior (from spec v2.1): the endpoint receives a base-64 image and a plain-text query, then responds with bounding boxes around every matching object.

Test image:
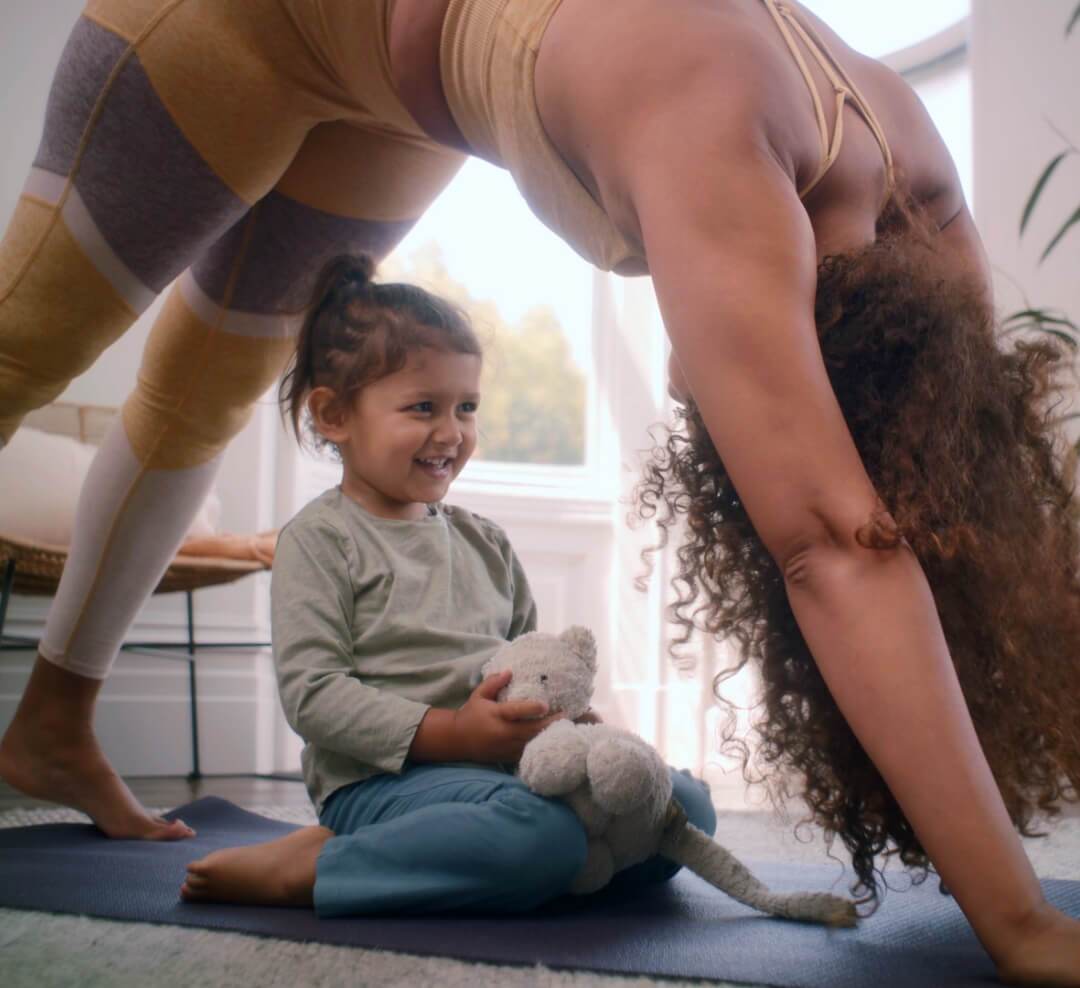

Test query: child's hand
[574,708,602,725]
[453,670,565,763]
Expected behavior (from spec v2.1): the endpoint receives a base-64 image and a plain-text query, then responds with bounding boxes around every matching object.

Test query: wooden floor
[3,775,1077,819]
[0,775,313,815]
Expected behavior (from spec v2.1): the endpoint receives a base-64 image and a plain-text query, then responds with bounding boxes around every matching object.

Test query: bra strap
[764,0,896,205]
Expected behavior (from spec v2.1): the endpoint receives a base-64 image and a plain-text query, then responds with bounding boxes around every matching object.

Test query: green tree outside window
[382,244,587,466]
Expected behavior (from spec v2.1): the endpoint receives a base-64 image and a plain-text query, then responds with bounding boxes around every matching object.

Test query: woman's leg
[36,138,434,684]
[0,1,462,838]
[0,2,301,839]
[606,767,717,888]
[183,766,590,915]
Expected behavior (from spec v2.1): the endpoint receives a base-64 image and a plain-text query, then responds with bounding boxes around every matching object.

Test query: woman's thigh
[0,0,322,438]
[1,0,463,443]
[119,116,463,469]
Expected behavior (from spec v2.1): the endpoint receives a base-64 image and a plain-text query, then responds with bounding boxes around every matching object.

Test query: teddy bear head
[480,626,597,720]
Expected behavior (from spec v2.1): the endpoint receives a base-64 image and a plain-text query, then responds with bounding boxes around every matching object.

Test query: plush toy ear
[559,626,597,673]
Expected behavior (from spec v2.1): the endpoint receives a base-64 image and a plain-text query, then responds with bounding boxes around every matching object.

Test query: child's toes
[183,869,209,894]
[186,857,211,876]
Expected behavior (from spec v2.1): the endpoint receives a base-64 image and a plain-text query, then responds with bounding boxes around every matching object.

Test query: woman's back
[390,0,966,267]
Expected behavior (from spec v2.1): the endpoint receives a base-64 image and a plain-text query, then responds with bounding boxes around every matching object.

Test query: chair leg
[0,559,15,639]
[185,591,201,781]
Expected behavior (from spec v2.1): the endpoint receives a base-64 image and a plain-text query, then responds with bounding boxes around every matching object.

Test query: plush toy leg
[565,784,611,836]
[587,733,670,818]
[658,801,858,927]
[569,837,615,895]
[518,719,591,797]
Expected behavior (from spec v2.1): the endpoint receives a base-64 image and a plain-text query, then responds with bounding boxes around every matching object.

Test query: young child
[180,255,716,915]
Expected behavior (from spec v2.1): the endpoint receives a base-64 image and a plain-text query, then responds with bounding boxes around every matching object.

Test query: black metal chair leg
[185,591,201,781]
[2,571,289,782]
[0,559,15,638]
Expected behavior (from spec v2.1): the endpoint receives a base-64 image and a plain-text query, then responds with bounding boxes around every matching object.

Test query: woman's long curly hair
[634,196,1080,905]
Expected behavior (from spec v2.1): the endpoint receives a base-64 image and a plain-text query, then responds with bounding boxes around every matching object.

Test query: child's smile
[414,454,454,479]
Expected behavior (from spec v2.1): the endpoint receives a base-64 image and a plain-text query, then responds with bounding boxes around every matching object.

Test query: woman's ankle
[11,653,103,726]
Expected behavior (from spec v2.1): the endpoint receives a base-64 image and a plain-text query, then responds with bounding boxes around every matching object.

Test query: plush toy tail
[658,801,858,928]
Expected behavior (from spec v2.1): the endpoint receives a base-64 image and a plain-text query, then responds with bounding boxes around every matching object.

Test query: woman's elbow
[771,501,904,586]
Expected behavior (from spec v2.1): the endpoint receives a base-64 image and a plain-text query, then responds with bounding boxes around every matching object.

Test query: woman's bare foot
[181,826,334,906]
[0,655,194,841]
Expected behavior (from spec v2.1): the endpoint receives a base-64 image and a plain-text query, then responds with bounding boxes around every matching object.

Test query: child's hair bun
[338,254,375,289]
[347,254,375,284]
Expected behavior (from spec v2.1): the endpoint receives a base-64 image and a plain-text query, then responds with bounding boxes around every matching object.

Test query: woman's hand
[452,670,565,763]
[995,903,1080,986]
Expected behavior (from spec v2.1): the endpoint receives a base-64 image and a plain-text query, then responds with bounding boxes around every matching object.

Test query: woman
[0,0,1076,980]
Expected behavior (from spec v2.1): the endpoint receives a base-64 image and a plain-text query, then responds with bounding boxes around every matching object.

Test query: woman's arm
[939,202,995,310]
[623,112,1069,971]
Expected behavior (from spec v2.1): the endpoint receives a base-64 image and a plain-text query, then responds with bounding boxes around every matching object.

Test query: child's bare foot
[0,656,194,841]
[181,826,334,906]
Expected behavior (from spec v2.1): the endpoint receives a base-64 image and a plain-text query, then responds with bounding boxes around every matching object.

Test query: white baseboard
[0,648,297,777]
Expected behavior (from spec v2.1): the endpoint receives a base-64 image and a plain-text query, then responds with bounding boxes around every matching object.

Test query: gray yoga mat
[0,797,1077,987]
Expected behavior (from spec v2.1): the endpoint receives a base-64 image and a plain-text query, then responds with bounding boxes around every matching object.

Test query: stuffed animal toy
[481,625,857,927]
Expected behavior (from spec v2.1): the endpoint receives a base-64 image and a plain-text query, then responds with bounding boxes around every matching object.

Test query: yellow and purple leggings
[0,0,464,677]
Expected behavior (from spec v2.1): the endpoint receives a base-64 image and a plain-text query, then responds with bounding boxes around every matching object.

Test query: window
[802,1,969,60]
[382,160,594,470]
[801,1,973,202]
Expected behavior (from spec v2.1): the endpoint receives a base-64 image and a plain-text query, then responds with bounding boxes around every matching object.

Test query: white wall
[971,0,1079,325]
[971,0,1080,513]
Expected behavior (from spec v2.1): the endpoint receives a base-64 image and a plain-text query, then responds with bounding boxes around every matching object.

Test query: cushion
[0,427,221,547]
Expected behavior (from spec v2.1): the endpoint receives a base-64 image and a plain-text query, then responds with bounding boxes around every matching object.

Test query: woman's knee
[122,295,294,469]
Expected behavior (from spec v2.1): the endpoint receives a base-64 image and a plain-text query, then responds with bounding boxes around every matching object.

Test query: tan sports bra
[763,0,896,205]
[439,0,897,274]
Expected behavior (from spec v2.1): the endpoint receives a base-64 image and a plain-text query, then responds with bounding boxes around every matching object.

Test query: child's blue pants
[314,763,717,917]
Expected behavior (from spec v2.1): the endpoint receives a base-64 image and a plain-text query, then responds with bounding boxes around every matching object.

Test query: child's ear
[308,387,350,444]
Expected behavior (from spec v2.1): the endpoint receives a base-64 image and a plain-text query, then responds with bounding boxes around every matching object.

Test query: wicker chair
[0,402,273,779]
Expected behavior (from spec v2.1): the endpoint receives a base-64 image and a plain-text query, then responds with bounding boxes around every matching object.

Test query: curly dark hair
[634,197,1080,905]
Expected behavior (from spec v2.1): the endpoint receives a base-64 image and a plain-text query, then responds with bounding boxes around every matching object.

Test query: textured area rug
[2,797,1079,987]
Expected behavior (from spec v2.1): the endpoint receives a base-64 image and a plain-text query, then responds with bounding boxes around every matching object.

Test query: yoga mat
[1,797,1077,987]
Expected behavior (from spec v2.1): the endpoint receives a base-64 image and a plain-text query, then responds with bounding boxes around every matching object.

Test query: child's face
[336,347,481,520]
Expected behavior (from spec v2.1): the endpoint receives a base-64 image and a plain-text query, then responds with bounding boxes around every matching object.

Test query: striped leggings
[0,0,463,677]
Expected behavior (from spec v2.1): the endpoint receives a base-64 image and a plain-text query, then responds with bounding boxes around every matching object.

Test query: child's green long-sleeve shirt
[271,487,538,812]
